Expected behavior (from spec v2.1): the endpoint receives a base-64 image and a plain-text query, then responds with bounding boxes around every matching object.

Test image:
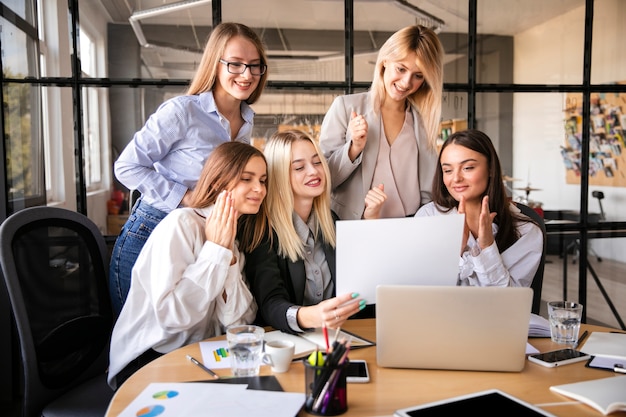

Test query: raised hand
[348,110,368,161]
[204,190,238,252]
[477,195,496,249]
[363,183,387,219]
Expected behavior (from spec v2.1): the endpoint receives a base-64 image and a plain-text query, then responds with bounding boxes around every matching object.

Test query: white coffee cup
[264,340,295,373]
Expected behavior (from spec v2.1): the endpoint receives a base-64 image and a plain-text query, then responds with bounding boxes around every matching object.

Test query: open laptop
[376,285,533,372]
[335,214,464,304]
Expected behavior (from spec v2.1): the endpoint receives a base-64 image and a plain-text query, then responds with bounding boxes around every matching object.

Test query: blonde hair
[263,129,336,262]
[370,25,444,150]
[188,142,268,252]
[186,22,268,104]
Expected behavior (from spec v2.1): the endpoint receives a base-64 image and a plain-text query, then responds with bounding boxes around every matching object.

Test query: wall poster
[562,91,626,186]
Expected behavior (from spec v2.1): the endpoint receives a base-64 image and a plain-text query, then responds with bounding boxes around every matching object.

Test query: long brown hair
[188,142,268,251]
[186,22,268,104]
[432,129,527,252]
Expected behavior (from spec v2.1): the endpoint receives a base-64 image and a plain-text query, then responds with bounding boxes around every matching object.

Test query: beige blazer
[319,92,438,220]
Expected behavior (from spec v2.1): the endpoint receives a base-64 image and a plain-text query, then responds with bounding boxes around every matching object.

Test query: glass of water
[547,301,583,345]
[226,324,265,377]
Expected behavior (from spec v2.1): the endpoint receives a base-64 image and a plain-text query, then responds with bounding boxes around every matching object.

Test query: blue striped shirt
[114,91,255,212]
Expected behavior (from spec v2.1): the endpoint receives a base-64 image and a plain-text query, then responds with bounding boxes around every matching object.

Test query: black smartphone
[528,348,590,368]
[346,359,370,383]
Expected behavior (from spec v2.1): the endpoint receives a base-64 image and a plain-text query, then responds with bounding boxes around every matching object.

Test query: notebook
[335,214,465,304]
[376,285,533,372]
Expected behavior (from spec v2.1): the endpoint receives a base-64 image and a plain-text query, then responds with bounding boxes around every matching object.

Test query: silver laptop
[376,285,533,372]
[336,214,464,304]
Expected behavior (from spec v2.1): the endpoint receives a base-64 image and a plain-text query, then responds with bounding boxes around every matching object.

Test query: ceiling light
[129,0,212,47]
[392,0,445,32]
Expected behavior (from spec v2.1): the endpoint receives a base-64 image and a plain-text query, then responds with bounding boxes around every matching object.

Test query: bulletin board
[562,91,626,186]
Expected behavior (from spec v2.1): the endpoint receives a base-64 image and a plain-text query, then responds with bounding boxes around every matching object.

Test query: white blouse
[108,206,257,388]
[416,202,543,288]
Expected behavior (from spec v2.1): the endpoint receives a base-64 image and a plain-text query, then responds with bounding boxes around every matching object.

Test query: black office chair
[0,206,114,417]
[592,190,605,221]
[515,203,547,315]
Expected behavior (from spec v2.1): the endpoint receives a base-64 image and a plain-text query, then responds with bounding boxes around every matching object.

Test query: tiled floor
[540,254,626,330]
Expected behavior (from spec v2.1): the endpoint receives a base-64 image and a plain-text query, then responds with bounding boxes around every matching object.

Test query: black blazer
[244,217,337,334]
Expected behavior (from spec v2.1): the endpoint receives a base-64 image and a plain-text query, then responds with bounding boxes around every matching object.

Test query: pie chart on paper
[152,390,179,400]
[135,405,165,417]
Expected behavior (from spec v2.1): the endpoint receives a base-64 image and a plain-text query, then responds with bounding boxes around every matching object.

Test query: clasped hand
[348,111,367,161]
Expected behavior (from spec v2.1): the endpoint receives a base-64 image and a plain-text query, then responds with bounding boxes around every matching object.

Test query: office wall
[513,0,626,260]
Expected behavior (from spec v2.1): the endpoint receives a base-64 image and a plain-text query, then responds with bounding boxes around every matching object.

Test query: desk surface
[106,319,625,417]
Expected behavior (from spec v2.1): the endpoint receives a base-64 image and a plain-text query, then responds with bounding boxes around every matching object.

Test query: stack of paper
[528,313,551,338]
[578,332,626,358]
[550,375,626,415]
[264,328,374,359]
[117,382,305,417]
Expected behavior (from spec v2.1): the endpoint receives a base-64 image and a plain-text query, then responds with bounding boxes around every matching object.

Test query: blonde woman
[110,22,268,317]
[108,142,268,389]
[245,130,381,333]
[319,25,444,220]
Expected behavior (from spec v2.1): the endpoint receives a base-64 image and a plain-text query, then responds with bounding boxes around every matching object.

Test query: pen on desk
[575,330,589,349]
[186,354,219,379]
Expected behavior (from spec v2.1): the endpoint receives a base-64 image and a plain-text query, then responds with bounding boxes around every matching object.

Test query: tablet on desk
[394,389,556,417]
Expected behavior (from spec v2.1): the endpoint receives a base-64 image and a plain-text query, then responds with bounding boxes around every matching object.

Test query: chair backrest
[591,190,605,220]
[0,207,113,417]
[515,203,547,315]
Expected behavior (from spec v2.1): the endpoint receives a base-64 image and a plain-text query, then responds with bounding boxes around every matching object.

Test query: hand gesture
[476,195,496,249]
[363,183,387,219]
[204,190,238,252]
[298,292,366,330]
[458,195,496,255]
[348,111,368,161]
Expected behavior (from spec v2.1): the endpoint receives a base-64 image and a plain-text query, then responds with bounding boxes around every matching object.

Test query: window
[79,29,103,190]
[1,1,45,212]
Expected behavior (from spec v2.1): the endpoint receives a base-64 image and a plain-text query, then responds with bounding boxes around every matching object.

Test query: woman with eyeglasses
[319,25,444,220]
[109,22,268,318]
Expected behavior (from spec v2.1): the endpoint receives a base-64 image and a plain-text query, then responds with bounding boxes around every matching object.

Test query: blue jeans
[109,199,167,317]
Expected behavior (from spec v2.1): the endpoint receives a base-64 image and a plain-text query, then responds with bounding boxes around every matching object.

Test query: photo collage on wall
[562,91,626,187]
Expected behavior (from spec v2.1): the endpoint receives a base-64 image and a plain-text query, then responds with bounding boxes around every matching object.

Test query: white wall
[513,0,626,261]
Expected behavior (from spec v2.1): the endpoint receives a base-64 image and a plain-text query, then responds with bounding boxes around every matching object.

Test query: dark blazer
[244,216,337,334]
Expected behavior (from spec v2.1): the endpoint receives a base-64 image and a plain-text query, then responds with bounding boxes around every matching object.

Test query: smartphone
[528,348,590,368]
[346,359,370,383]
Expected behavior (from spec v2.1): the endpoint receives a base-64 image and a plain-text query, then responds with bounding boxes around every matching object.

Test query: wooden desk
[106,319,624,417]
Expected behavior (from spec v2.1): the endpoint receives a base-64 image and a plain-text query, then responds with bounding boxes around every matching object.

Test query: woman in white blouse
[416,129,543,287]
[108,142,268,389]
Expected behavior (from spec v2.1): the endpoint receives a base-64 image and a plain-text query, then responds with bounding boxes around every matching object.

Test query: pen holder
[303,358,348,416]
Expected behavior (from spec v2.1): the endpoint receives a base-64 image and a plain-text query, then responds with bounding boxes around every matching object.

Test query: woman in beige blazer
[319,25,444,220]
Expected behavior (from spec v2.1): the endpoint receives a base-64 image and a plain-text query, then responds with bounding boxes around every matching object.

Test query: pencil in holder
[303,357,349,416]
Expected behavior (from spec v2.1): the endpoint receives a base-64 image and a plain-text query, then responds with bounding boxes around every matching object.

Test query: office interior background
[1,0,625,409]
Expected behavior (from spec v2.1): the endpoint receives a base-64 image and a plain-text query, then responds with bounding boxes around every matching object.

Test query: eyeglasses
[219,59,267,76]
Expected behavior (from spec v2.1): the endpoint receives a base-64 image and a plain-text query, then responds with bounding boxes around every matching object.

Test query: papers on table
[199,340,231,369]
[264,328,375,359]
[528,314,551,338]
[579,332,626,358]
[550,376,626,415]
[117,382,305,417]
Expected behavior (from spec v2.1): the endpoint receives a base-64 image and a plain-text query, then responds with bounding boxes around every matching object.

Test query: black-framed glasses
[219,59,267,76]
